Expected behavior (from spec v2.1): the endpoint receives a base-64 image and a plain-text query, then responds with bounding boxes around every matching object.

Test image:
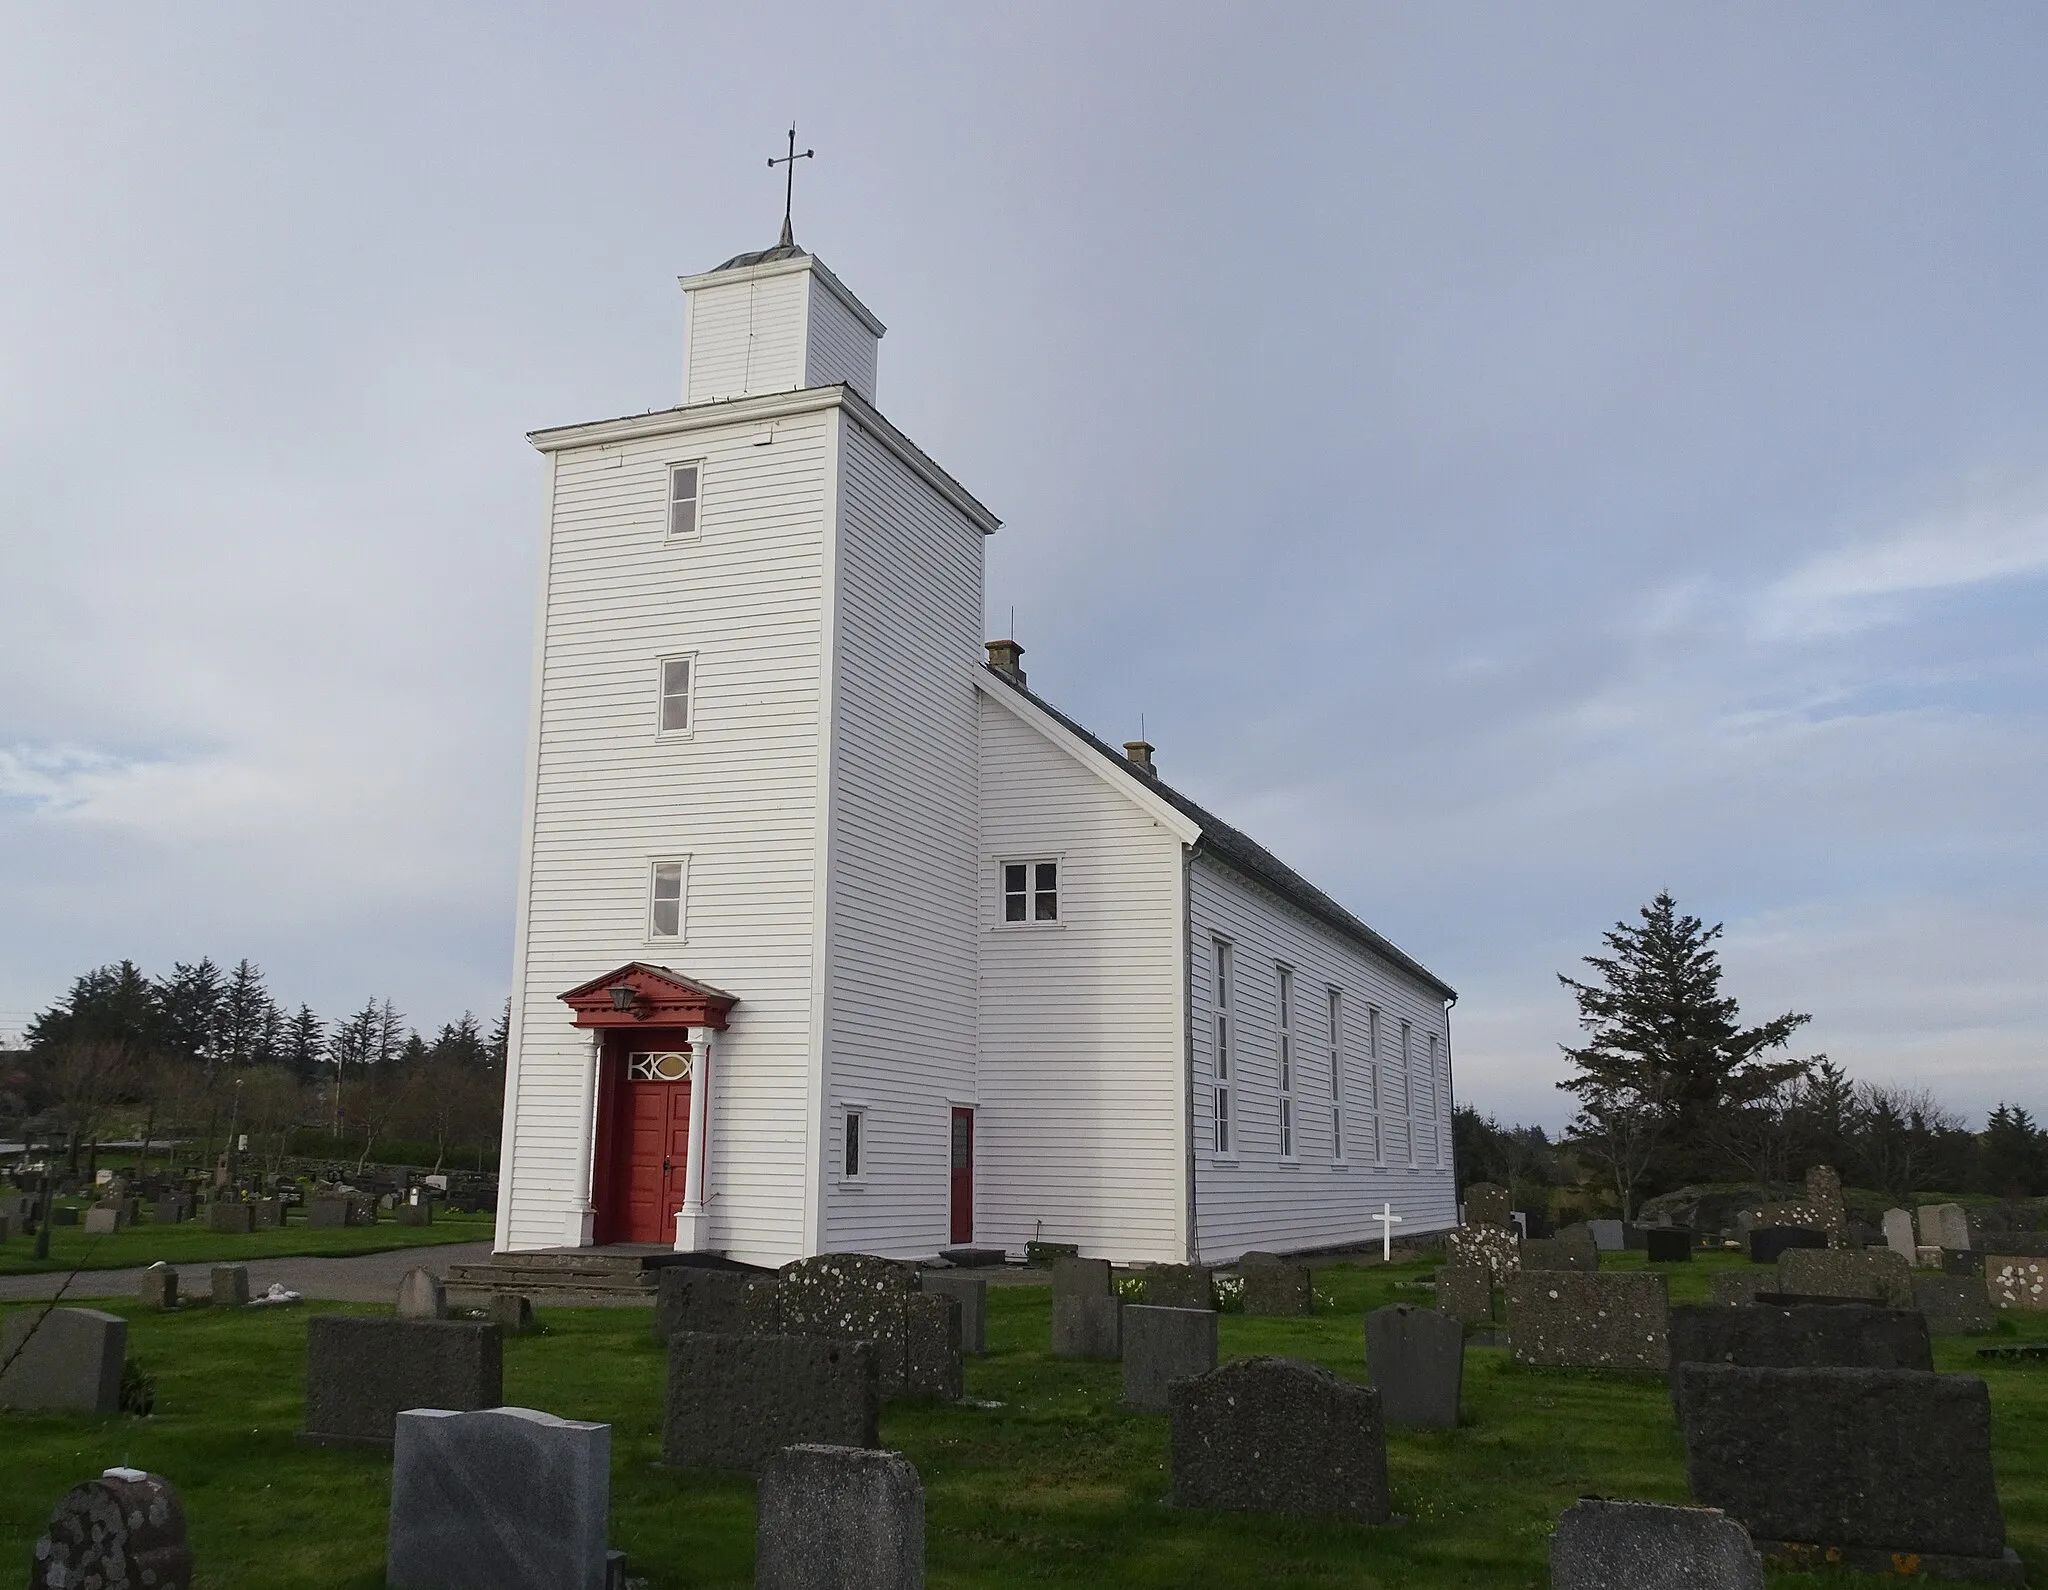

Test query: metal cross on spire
[768,124,814,249]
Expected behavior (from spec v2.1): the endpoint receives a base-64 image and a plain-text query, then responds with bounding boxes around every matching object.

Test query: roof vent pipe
[985,638,1025,687]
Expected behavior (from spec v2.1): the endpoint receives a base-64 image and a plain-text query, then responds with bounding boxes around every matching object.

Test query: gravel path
[0,1242,495,1305]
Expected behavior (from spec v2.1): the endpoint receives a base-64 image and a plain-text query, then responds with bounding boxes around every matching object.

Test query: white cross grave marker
[1373,1201,1404,1263]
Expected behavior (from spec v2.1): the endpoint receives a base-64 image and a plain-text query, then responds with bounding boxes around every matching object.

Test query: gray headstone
[1919,1203,1972,1252]
[1463,1182,1511,1226]
[491,1293,536,1334]
[1588,1219,1626,1252]
[1121,1305,1218,1411]
[208,1201,254,1235]
[30,1469,191,1590]
[397,1268,448,1321]
[1364,1304,1462,1429]
[1985,1231,2048,1258]
[1521,1237,1598,1273]
[253,1197,284,1228]
[1778,1247,1913,1309]
[396,1201,434,1227]
[1436,1267,1493,1325]
[662,1332,879,1473]
[919,1271,986,1354]
[1548,1497,1763,1590]
[1505,1271,1670,1370]
[1677,1364,2009,1565]
[139,1261,178,1310]
[1912,1276,1995,1336]
[1141,1264,1215,1311]
[1882,1208,1917,1262]
[1747,1226,1827,1265]
[153,1197,187,1226]
[1445,1222,1520,1282]
[83,1206,122,1236]
[1622,1223,1649,1251]
[1708,1271,1774,1308]
[1986,1255,2048,1312]
[1050,1256,1120,1358]
[1168,1356,1390,1524]
[388,1407,611,1590]
[211,1265,249,1310]
[903,1292,962,1403]
[1668,1304,1931,1399]
[1240,1258,1313,1316]
[652,1265,779,1343]
[301,1316,503,1450]
[308,1196,352,1228]
[50,1206,79,1226]
[0,1308,126,1413]
[776,1253,920,1399]
[756,1444,923,1590]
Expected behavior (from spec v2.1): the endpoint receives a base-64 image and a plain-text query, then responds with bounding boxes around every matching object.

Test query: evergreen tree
[154,958,226,1072]
[1980,1104,2045,1197]
[218,958,281,1069]
[487,1000,510,1072]
[282,1004,325,1082]
[1559,891,1812,1184]
[431,1012,489,1069]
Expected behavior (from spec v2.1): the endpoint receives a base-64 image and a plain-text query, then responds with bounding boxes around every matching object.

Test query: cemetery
[1,1233,2044,1588]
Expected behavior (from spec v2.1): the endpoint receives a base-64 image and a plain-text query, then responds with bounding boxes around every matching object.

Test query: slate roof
[985,665,1456,1001]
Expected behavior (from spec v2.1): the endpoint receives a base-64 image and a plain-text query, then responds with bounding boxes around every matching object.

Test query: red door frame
[590,1028,694,1246]
[949,1107,974,1245]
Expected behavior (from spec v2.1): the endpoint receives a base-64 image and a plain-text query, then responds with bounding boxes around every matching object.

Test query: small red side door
[949,1107,974,1244]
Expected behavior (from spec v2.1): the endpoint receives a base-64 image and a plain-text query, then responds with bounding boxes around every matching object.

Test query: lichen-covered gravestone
[1547,1498,1763,1590]
[1141,1264,1215,1311]
[0,1307,126,1413]
[905,1292,962,1403]
[1667,1304,1931,1402]
[662,1332,879,1472]
[756,1445,924,1590]
[1463,1181,1512,1227]
[1445,1222,1519,1285]
[1987,1256,2048,1312]
[1709,1271,1774,1308]
[388,1407,617,1590]
[1436,1267,1493,1325]
[1364,1304,1462,1429]
[1777,1247,1913,1309]
[1505,1271,1670,1371]
[1121,1305,1219,1411]
[1913,1276,1996,1336]
[1168,1357,1391,1524]
[652,1266,779,1343]
[1676,1364,2019,1582]
[1803,1164,1847,1246]
[31,1468,191,1590]
[1521,1237,1597,1273]
[777,1253,928,1399]
[1050,1256,1121,1359]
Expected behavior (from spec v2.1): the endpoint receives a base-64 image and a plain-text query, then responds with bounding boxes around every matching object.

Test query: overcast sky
[3,5,2044,1127]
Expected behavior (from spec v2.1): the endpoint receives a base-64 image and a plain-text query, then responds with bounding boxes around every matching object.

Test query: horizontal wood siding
[683,272,808,404]
[505,412,831,1265]
[805,274,879,403]
[1189,857,1455,1260]
[821,419,984,1256]
[976,700,1187,1263]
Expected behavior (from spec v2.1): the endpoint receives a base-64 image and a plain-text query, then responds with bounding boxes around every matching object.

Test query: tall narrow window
[1276,966,1295,1158]
[1212,940,1233,1155]
[1367,1006,1384,1163]
[1401,1019,1415,1166]
[842,1108,864,1180]
[658,655,694,734]
[1001,860,1059,922]
[668,463,700,539]
[1424,1033,1442,1163]
[1328,988,1345,1161]
[648,859,686,939]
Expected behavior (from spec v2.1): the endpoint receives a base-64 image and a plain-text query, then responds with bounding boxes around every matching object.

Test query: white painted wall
[817,418,985,1256]
[683,266,810,404]
[805,273,880,403]
[1188,857,1456,1261]
[974,691,1191,1264]
[502,405,835,1265]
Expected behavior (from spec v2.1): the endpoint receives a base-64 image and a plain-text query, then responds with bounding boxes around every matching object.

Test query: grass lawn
[0,1209,495,1275]
[0,1252,2041,1588]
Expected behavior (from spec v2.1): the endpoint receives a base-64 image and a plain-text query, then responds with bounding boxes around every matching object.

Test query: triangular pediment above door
[558,962,738,1030]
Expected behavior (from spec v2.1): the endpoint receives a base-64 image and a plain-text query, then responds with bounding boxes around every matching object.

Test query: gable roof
[980,666,1456,1001]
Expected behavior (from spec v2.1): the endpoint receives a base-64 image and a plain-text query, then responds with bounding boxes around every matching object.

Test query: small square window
[658,655,693,734]
[668,464,700,539]
[1001,859,1058,923]
[649,859,686,939]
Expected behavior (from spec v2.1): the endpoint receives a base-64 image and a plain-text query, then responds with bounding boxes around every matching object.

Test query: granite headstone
[1505,1272,1670,1371]
[1121,1304,1218,1412]
[30,1468,191,1590]
[756,1444,923,1590]
[1364,1303,1462,1428]
[301,1316,503,1450]
[661,1331,879,1473]
[1168,1356,1390,1524]
[1548,1497,1764,1590]
[651,1265,779,1343]
[919,1271,987,1355]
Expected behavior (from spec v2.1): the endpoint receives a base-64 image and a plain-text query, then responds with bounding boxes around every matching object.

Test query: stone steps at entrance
[446,1246,687,1304]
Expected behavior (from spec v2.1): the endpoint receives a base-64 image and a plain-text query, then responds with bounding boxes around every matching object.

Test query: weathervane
[769,124,814,249]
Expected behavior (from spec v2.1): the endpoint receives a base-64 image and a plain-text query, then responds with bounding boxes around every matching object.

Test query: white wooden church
[493,224,1458,1269]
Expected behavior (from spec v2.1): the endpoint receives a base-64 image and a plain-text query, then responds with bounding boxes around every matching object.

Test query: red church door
[949,1107,974,1244]
[621,1049,693,1245]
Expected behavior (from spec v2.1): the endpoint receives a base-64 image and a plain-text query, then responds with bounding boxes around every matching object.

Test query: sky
[2,5,2044,1129]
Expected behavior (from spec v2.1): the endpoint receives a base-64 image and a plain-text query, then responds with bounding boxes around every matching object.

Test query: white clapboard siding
[805,272,880,403]
[975,695,1189,1263]
[1188,857,1456,1260]
[819,419,985,1256]
[683,268,810,404]
[502,409,834,1265]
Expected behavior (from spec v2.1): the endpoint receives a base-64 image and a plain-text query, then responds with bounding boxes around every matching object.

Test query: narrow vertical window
[658,655,694,734]
[1401,1019,1415,1166]
[1212,939,1233,1155]
[842,1109,864,1180]
[1425,1033,1442,1163]
[1276,966,1295,1158]
[1328,988,1344,1161]
[1367,1006,1384,1163]
[1001,859,1058,923]
[648,859,686,939]
[668,463,700,539]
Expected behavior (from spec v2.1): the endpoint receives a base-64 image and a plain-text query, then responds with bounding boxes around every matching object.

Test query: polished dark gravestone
[651,1265,779,1343]
[1050,1256,1122,1359]
[1364,1303,1463,1429]
[919,1271,987,1355]
[388,1407,620,1590]
[1122,1305,1219,1411]
[301,1316,503,1450]
[1645,1228,1693,1263]
[1168,1356,1390,1524]
[1548,1497,1763,1590]
[1667,1304,1931,1402]
[1677,1363,2021,1584]
[662,1332,880,1473]
[0,1307,126,1413]
[756,1444,924,1590]
[1747,1226,1827,1266]
[30,1468,191,1590]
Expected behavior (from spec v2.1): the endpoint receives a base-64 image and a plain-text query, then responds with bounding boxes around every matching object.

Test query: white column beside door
[673,1027,713,1252]
[564,1030,600,1248]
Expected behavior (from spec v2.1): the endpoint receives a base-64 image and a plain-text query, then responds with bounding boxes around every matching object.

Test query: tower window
[648,859,688,939]
[668,463,701,539]
[1001,860,1059,923]
[658,655,694,735]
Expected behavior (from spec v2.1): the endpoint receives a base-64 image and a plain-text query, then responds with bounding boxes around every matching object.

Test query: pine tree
[154,958,225,1072]
[282,1005,325,1082]
[487,1000,510,1073]
[218,959,280,1069]
[1559,891,1812,1187]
